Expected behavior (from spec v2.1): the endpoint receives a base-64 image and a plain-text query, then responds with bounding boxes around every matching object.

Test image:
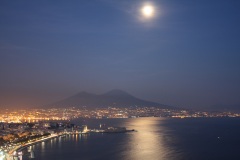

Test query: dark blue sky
[1,0,240,108]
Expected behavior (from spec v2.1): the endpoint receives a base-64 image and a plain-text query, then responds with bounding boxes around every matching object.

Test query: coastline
[5,134,59,160]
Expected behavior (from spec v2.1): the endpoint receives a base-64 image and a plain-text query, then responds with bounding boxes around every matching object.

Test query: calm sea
[22,117,240,160]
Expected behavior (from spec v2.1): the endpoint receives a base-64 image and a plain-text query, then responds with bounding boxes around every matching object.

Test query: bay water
[22,117,240,160]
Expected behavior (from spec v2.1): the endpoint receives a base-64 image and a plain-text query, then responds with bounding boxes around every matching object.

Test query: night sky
[1,0,240,108]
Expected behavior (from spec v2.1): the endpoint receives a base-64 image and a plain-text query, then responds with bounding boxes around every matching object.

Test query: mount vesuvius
[48,89,174,109]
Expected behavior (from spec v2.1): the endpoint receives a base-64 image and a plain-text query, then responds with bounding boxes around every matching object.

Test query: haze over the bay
[0,0,240,109]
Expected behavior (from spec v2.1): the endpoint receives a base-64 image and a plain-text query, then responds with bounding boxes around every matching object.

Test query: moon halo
[141,5,155,18]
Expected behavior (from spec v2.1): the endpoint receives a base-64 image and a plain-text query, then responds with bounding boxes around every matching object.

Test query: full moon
[141,5,154,18]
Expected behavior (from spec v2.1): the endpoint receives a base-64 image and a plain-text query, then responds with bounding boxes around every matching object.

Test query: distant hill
[208,104,240,112]
[48,89,174,109]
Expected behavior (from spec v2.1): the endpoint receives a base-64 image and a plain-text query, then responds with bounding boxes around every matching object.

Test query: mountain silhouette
[49,89,173,109]
[207,104,240,112]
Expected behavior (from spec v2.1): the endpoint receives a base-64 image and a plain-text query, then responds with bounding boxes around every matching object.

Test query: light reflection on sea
[121,118,178,160]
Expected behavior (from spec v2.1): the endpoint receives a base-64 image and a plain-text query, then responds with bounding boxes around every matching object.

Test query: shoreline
[6,134,60,159]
